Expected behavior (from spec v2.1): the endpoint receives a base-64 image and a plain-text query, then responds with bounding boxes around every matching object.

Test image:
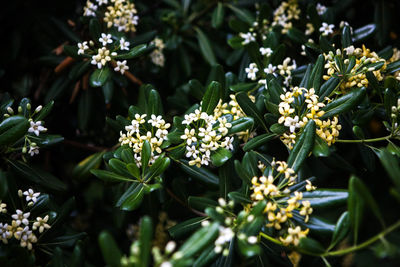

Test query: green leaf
[287,27,307,44]
[377,148,400,191]
[118,183,145,211]
[8,160,67,191]
[321,87,366,119]
[201,81,221,115]
[102,80,114,104]
[386,60,400,74]
[98,231,122,267]
[35,100,54,121]
[309,54,325,93]
[89,67,111,87]
[228,191,251,204]
[179,160,219,186]
[229,82,257,93]
[243,133,276,152]
[188,196,218,211]
[312,135,330,157]
[89,18,101,41]
[319,77,340,99]
[270,123,287,135]
[115,44,148,59]
[212,3,225,29]
[236,92,267,131]
[329,211,350,250]
[195,27,217,66]
[145,155,170,181]
[287,120,316,172]
[141,140,151,169]
[211,147,232,167]
[90,169,135,183]
[178,222,219,258]
[168,217,207,239]
[0,116,29,147]
[139,216,153,267]
[226,4,254,25]
[228,117,254,134]
[302,189,348,208]
[63,45,79,58]
[298,237,325,254]
[72,151,106,180]
[234,160,252,185]
[341,26,352,48]
[348,176,364,244]
[352,24,376,42]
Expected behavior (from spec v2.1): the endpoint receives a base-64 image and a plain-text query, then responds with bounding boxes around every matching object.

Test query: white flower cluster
[271,0,301,34]
[0,189,51,250]
[83,0,139,33]
[150,38,166,67]
[180,106,234,168]
[201,198,258,255]
[119,114,170,167]
[245,56,297,89]
[319,22,335,36]
[77,34,130,74]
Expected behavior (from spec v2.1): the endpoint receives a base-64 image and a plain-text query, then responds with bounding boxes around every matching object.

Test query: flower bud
[35,105,42,113]
[26,103,31,110]
[7,107,14,114]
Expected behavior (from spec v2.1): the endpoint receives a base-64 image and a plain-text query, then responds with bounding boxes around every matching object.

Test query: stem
[323,220,400,257]
[259,232,283,246]
[335,135,391,143]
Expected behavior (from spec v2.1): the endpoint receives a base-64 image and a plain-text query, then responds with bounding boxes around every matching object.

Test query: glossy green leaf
[89,18,101,40]
[321,87,366,119]
[229,82,257,93]
[243,133,276,152]
[319,77,340,99]
[195,28,217,66]
[309,54,325,93]
[118,183,145,211]
[312,135,330,157]
[302,189,348,208]
[114,44,148,59]
[139,216,153,267]
[141,140,151,170]
[352,24,376,42]
[228,117,254,134]
[377,148,400,191]
[211,3,224,29]
[329,211,350,249]
[298,237,325,254]
[226,4,254,25]
[89,67,111,88]
[90,169,134,183]
[236,92,267,131]
[287,120,316,172]
[169,217,207,239]
[98,231,122,267]
[201,81,221,115]
[0,116,29,147]
[348,175,364,244]
[341,26,352,48]
[178,222,219,258]
[179,160,219,186]
[72,151,106,180]
[211,147,232,167]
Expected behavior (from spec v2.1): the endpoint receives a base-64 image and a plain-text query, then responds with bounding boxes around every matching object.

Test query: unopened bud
[26,103,31,110]
[18,106,22,113]
[7,107,14,114]
[22,147,27,153]
[35,105,42,113]
[18,190,23,197]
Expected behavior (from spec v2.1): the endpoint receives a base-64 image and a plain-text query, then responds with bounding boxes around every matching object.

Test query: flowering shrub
[2,0,400,266]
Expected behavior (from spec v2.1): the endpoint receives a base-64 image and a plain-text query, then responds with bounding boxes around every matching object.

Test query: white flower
[319,22,334,36]
[0,223,11,244]
[247,236,258,244]
[32,215,51,233]
[284,116,301,133]
[316,3,327,15]
[77,41,89,55]
[28,145,40,156]
[28,121,47,136]
[344,45,355,56]
[260,47,273,57]
[150,50,165,67]
[0,201,6,213]
[264,64,276,74]
[96,0,108,6]
[83,1,98,17]
[114,60,129,74]
[239,32,255,45]
[245,63,259,80]
[185,145,198,159]
[91,47,112,69]
[11,210,30,226]
[99,33,113,46]
[23,189,40,203]
[119,38,130,50]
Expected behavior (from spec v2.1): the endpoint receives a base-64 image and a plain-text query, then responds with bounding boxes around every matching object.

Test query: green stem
[323,220,400,257]
[335,135,391,143]
[259,232,283,246]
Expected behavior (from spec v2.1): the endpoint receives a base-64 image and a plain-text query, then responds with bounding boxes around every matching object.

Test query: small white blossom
[245,63,259,80]
[284,116,301,133]
[96,0,108,6]
[28,121,47,136]
[11,210,30,226]
[316,3,327,15]
[91,47,112,69]
[32,215,51,233]
[23,189,40,203]
[114,60,129,74]
[319,22,334,36]
[119,37,130,50]
[239,32,255,45]
[77,41,89,55]
[28,145,40,156]
[260,47,273,57]
[99,33,113,46]
[264,64,276,74]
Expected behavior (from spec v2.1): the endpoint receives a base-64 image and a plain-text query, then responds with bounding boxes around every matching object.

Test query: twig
[55,56,75,74]
[165,188,207,217]
[111,61,143,86]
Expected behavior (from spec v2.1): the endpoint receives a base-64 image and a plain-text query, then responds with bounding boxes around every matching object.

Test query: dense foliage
[1,0,400,266]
